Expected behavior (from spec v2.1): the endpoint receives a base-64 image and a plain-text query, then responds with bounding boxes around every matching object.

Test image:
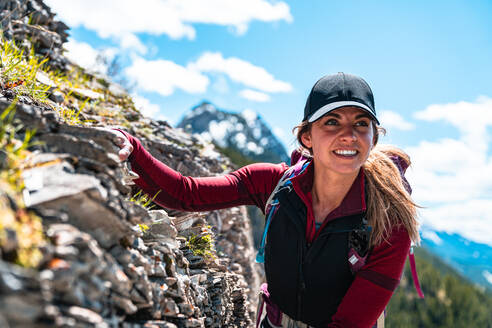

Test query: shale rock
[0,1,262,327]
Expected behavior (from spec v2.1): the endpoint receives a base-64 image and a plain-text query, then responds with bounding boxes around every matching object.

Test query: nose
[338,125,357,143]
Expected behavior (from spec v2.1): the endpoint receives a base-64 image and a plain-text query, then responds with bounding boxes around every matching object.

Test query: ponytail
[364,145,420,247]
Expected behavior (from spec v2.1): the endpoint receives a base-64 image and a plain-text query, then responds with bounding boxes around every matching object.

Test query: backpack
[254,154,424,297]
[255,157,372,275]
[254,156,424,328]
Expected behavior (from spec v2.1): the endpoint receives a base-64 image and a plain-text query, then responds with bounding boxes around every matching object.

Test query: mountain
[177,101,290,164]
[387,247,492,327]
[421,229,492,292]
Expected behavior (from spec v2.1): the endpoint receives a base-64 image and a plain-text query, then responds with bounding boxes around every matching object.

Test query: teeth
[334,150,357,156]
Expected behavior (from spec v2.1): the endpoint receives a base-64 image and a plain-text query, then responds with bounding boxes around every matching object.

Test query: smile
[333,149,358,157]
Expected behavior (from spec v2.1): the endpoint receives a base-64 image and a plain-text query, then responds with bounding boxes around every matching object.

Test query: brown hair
[293,120,420,247]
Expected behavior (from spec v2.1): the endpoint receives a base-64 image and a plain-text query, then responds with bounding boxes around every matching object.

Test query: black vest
[264,182,366,327]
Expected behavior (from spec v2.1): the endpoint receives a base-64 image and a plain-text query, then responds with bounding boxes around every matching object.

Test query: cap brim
[308,101,379,124]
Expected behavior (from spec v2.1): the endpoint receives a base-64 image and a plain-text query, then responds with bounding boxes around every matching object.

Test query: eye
[355,120,370,127]
[324,118,338,126]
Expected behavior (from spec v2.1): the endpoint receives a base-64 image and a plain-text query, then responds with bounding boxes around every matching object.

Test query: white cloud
[132,94,161,118]
[45,0,292,40]
[414,96,492,152]
[405,97,492,246]
[191,52,292,93]
[379,110,415,131]
[418,200,492,245]
[421,229,443,245]
[124,52,290,98]
[64,39,111,73]
[124,56,209,96]
[118,33,148,55]
[240,89,271,102]
[211,75,230,94]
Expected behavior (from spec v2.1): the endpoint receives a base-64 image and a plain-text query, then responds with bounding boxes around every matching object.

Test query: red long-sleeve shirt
[120,131,410,328]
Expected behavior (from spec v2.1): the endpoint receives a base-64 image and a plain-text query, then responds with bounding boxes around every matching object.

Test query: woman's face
[301,106,375,176]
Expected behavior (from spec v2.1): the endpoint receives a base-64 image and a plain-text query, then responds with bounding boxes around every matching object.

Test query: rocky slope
[0,1,260,327]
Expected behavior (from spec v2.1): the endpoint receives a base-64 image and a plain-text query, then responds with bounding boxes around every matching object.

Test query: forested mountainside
[388,247,492,327]
[0,1,260,327]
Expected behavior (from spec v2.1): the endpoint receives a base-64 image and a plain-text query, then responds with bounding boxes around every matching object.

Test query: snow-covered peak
[241,108,258,127]
[177,102,289,164]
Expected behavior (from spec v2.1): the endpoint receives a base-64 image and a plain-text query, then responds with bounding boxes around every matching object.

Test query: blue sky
[45,0,492,260]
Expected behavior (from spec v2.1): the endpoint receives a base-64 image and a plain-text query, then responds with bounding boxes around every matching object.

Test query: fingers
[110,129,133,162]
[118,140,133,161]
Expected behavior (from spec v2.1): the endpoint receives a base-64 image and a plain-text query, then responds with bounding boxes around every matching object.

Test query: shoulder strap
[256,160,310,263]
[409,246,425,298]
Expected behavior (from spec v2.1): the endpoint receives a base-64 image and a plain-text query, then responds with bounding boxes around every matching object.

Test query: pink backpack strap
[409,247,424,298]
[256,283,283,328]
[256,288,266,328]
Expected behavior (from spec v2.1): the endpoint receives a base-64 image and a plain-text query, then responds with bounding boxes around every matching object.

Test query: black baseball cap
[303,73,379,124]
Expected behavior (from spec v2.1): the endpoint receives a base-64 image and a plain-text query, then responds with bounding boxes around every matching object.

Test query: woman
[113,73,420,328]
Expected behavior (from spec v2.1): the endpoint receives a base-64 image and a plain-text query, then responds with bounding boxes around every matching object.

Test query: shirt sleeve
[117,130,288,212]
[328,226,411,328]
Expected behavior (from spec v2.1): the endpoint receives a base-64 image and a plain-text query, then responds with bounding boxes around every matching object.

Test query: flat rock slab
[39,133,120,167]
[24,161,131,248]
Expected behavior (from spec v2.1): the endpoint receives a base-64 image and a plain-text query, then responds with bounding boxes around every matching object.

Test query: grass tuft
[186,226,216,260]
[129,189,162,210]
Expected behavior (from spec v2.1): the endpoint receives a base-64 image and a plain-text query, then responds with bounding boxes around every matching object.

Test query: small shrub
[186,226,216,260]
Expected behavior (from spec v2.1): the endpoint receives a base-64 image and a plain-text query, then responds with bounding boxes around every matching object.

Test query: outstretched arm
[114,129,288,212]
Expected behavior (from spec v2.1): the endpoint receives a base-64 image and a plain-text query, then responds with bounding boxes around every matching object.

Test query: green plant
[0,100,45,268]
[55,97,96,126]
[0,39,51,102]
[186,227,216,259]
[137,223,149,233]
[129,189,162,210]
[0,99,41,192]
[0,37,102,126]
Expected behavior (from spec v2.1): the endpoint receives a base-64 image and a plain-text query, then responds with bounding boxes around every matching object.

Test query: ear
[301,130,312,148]
[371,122,378,148]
